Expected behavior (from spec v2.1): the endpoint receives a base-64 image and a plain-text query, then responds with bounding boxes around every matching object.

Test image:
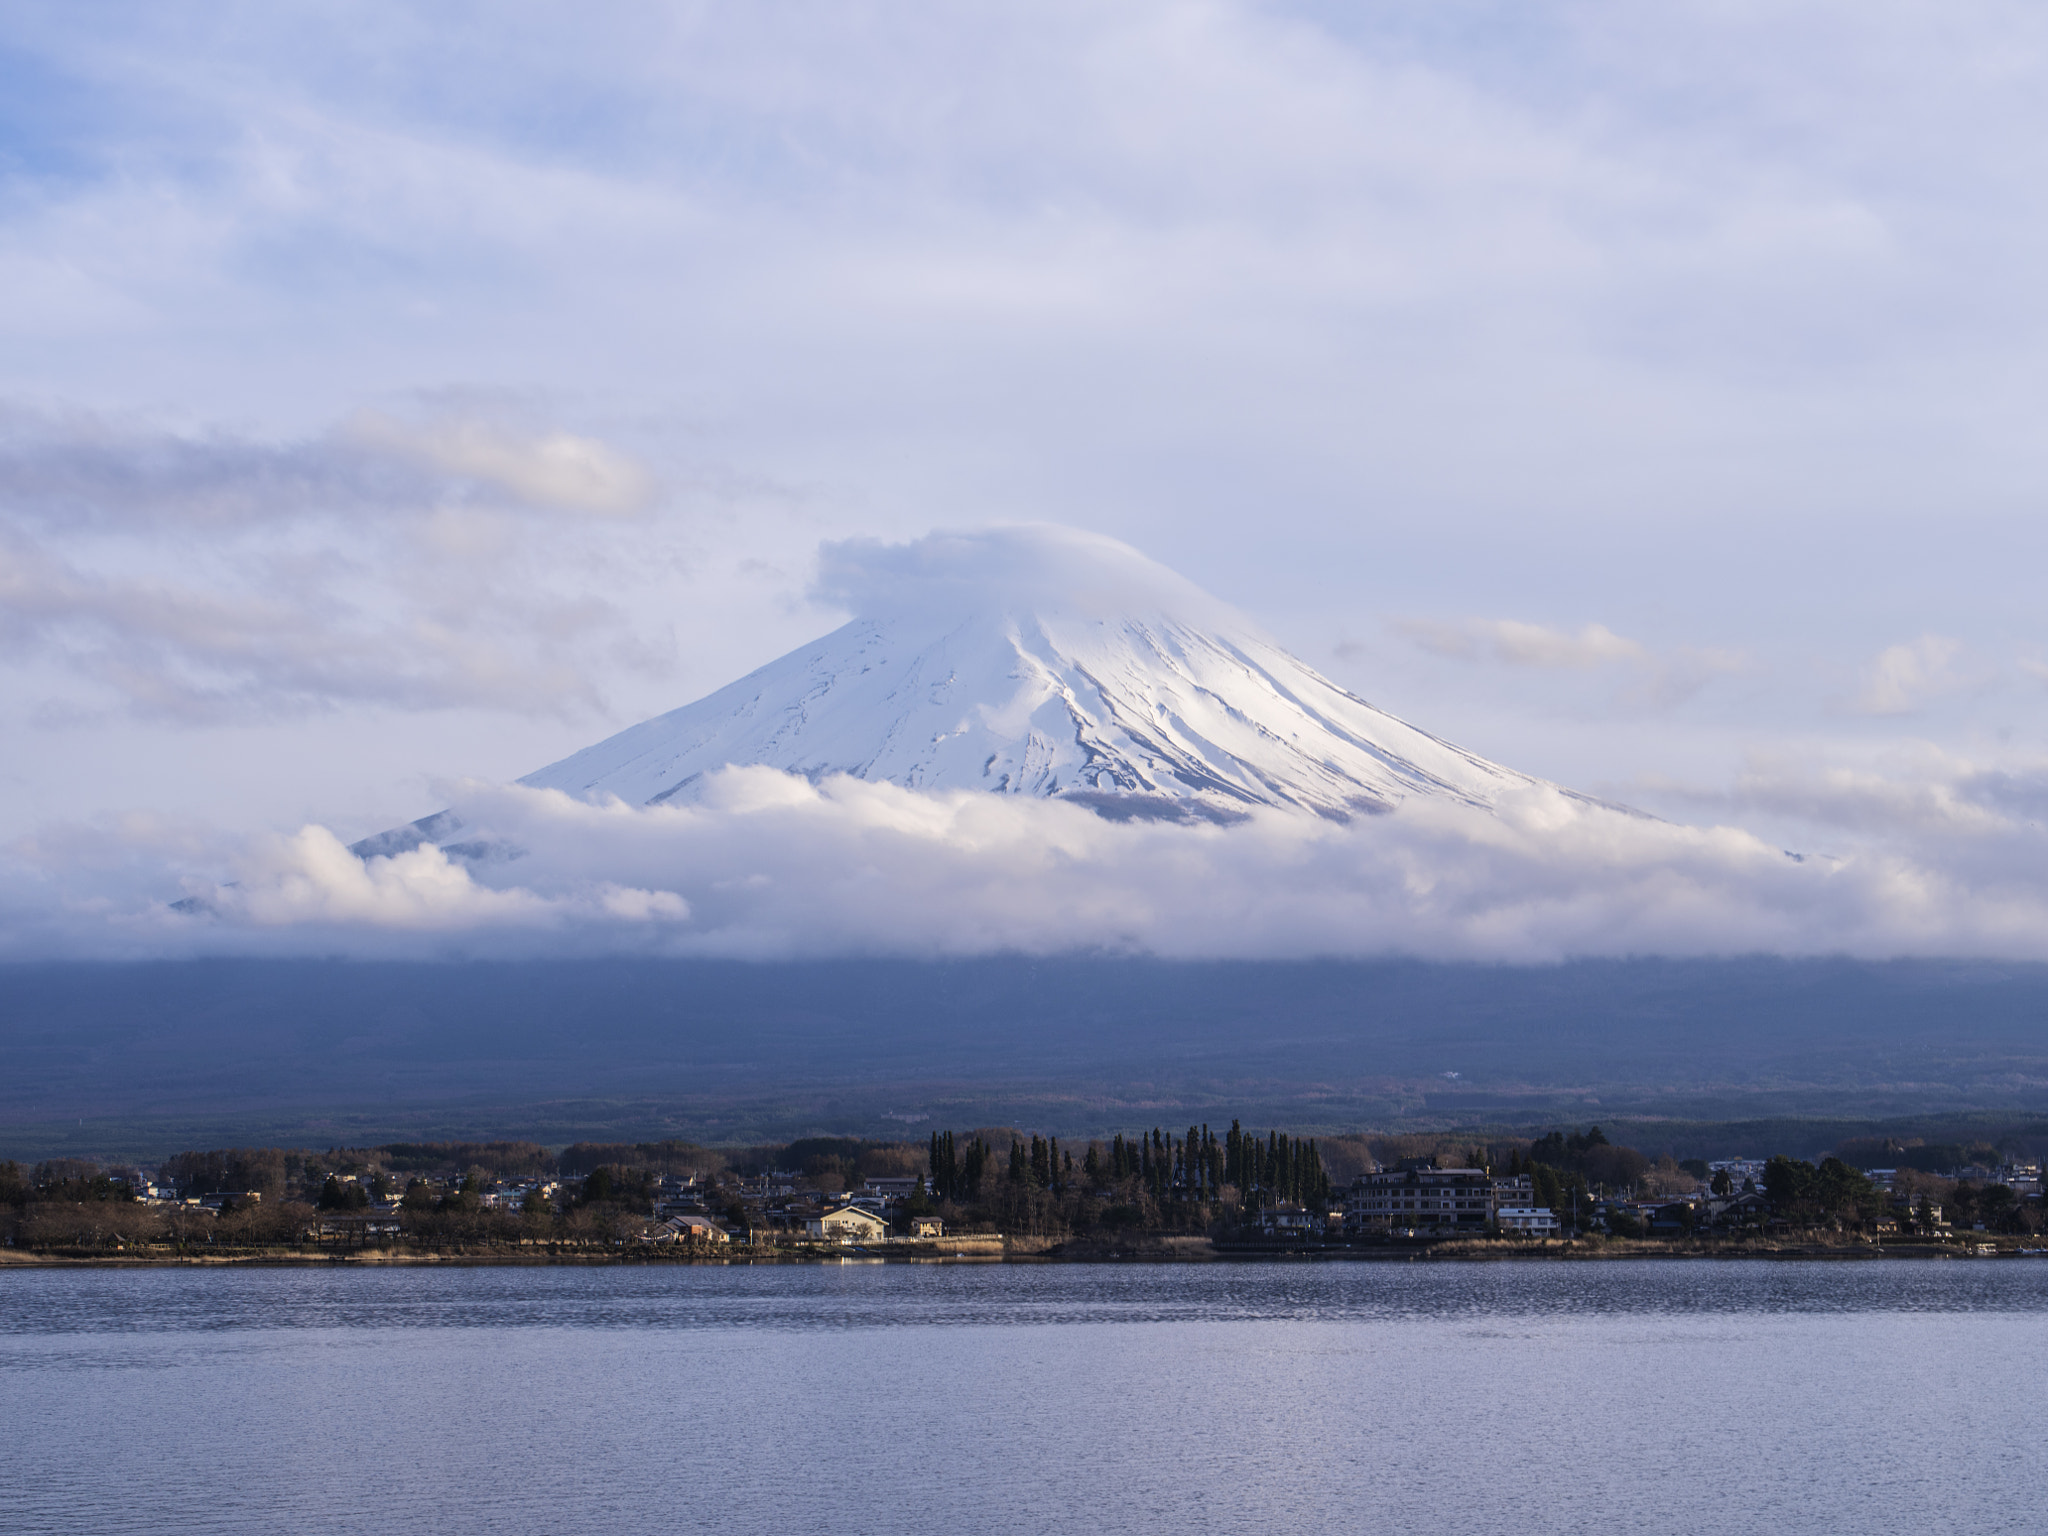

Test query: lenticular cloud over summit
[17,526,2048,961]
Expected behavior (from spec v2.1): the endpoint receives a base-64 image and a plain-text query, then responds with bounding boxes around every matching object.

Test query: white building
[805,1204,891,1244]
[1994,1164,2042,1197]
[863,1176,926,1200]
[1708,1159,1768,1190]
[1494,1206,1561,1236]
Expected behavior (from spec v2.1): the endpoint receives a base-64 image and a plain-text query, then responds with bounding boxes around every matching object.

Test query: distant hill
[4,955,2047,1159]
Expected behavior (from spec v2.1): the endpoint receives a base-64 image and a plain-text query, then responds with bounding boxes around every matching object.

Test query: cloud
[344,411,656,515]
[1393,616,1747,708]
[1655,746,2019,841]
[812,523,1235,628]
[1850,634,1967,715]
[204,824,689,932]
[0,403,673,721]
[10,764,2048,963]
[1398,618,1646,669]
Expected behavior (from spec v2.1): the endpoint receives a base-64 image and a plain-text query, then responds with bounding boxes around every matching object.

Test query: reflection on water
[3,1260,2044,1535]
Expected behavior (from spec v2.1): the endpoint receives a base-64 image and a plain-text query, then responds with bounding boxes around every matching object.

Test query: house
[863,1176,926,1200]
[1645,1201,1699,1235]
[1494,1205,1560,1237]
[1258,1203,1316,1234]
[1903,1200,1947,1229]
[805,1204,891,1244]
[314,1210,402,1240]
[199,1190,264,1211]
[483,1181,556,1210]
[906,1216,944,1239]
[1705,1191,1771,1228]
[1708,1158,1768,1191]
[660,1214,731,1245]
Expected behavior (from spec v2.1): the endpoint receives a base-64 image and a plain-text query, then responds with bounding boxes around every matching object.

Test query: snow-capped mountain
[355,525,1588,857]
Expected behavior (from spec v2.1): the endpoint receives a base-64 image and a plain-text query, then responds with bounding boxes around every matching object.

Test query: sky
[2,1,2047,958]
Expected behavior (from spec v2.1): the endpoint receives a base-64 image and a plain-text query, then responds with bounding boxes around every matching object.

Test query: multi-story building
[1488,1174,1534,1210]
[1345,1168,1495,1234]
[1994,1164,2043,1197]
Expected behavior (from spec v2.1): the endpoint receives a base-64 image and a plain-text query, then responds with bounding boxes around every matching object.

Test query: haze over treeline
[6,955,2048,1160]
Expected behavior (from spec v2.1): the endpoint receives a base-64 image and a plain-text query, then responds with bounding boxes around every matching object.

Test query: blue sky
[2,2,2047,954]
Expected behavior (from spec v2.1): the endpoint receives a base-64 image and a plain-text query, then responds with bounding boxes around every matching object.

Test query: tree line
[928,1122,1330,1212]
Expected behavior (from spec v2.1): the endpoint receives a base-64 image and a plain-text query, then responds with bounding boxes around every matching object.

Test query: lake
[3,1258,2043,1534]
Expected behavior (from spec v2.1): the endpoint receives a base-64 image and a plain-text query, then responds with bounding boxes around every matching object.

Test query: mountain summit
[517,526,1551,825]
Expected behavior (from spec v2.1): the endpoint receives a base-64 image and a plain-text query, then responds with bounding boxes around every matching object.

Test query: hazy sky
[4,3,2047,955]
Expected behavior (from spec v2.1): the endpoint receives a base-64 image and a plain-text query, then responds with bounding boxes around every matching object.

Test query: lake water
[3,1258,2045,1535]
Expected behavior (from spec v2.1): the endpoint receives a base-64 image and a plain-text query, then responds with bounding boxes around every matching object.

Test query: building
[313,1211,402,1241]
[1994,1164,2043,1197]
[1258,1203,1317,1234]
[1706,1190,1771,1227]
[1893,1199,1947,1229]
[1346,1168,1494,1233]
[1488,1175,1534,1209]
[1645,1201,1699,1236]
[805,1204,891,1244]
[1708,1159,1768,1190]
[906,1216,944,1239]
[660,1214,731,1244]
[863,1176,926,1200]
[198,1191,263,1211]
[483,1180,559,1211]
[1494,1205,1560,1236]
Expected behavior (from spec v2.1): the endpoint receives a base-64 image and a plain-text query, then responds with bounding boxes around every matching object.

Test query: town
[3,1124,2044,1261]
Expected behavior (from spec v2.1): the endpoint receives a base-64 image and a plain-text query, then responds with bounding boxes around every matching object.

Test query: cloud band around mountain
[8,762,2045,963]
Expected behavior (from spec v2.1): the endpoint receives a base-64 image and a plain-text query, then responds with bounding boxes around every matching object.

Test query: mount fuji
[355,526,1602,857]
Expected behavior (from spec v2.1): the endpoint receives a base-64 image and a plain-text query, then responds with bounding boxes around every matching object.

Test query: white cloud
[131,822,690,946]
[8,765,2048,963]
[344,411,656,516]
[1851,634,1967,715]
[1654,745,2018,840]
[1399,618,1646,669]
[1393,617,1748,710]
[217,826,555,929]
[0,404,676,722]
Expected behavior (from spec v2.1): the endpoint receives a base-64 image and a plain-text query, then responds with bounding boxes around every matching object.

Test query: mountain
[355,525,1590,857]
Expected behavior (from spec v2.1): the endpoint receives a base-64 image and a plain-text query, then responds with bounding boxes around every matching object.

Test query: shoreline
[2,1235,2032,1268]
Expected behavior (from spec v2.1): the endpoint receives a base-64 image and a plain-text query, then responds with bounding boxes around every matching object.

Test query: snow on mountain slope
[514,526,1562,825]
